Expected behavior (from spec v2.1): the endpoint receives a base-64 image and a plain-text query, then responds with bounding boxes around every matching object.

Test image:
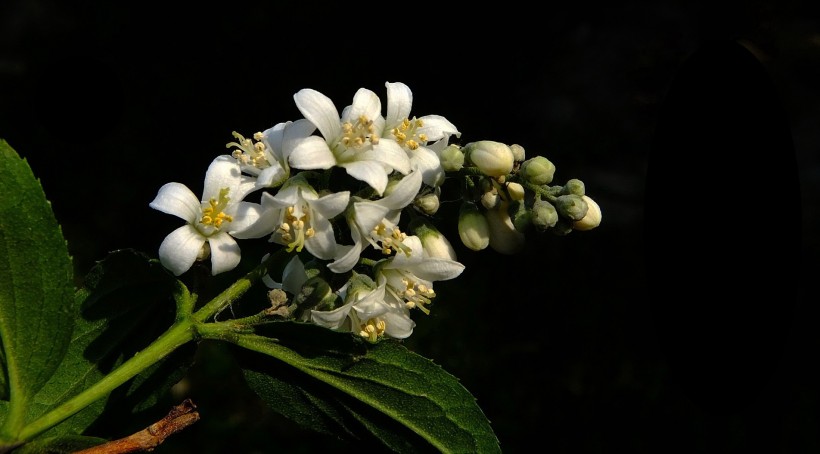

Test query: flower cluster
[150,82,601,342]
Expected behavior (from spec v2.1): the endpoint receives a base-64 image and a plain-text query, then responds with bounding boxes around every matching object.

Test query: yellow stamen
[200,188,233,229]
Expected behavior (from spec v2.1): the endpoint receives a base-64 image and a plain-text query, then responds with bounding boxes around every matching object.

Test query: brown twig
[73,399,200,454]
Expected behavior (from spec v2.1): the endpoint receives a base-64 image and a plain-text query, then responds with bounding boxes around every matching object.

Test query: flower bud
[556,194,588,221]
[413,193,440,215]
[561,178,585,196]
[506,182,526,201]
[510,143,526,162]
[519,156,556,185]
[464,140,514,177]
[291,276,337,321]
[509,200,531,233]
[573,195,602,231]
[531,199,559,231]
[439,144,465,172]
[410,218,458,261]
[486,201,526,254]
[458,202,490,251]
[480,190,500,210]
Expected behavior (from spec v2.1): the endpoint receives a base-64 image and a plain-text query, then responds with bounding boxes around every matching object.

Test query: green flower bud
[291,275,337,320]
[509,200,531,233]
[410,218,458,260]
[414,193,440,215]
[561,178,585,196]
[556,194,589,221]
[520,156,556,185]
[486,201,526,254]
[510,143,526,162]
[573,195,602,231]
[464,140,514,177]
[506,182,526,201]
[458,202,490,251]
[531,199,559,231]
[550,218,575,236]
[439,144,465,172]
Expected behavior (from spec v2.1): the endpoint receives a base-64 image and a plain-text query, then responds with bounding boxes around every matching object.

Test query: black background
[1,1,819,452]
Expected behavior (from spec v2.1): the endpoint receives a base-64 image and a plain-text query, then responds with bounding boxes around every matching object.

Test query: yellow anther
[199,188,233,229]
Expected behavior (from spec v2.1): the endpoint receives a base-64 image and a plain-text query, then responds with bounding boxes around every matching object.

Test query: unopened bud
[486,201,526,254]
[481,190,500,210]
[464,140,514,177]
[561,178,585,196]
[410,218,458,261]
[439,144,465,172]
[520,156,556,185]
[510,143,526,162]
[414,193,440,215]
[531,199,559,231]
[458,202,490,251]
[506,182,526,201]
[556,194,589,221]
[573,195,602,231]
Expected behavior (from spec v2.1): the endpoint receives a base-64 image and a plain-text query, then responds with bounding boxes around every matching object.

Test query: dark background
[2,1,819,452]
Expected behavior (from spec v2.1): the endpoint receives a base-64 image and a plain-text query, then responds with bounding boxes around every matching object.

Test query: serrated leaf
[235,322,500,453]
[26,249,194,439]
[0,140,75,436]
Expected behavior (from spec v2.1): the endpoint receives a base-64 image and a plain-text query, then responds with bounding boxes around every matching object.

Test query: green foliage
[13,435,107,454]
[234,323,501,453]
[0,140,75,437]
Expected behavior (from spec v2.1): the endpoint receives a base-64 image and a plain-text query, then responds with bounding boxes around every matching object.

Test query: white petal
[311,302,354,330]
[363,140,411,175]
[310,191,350,219]
[203,155,241,200]
[380,170,422,210]
[353,201,391,234]
[347,88,381,123]
[158,224,205,276]
[255,163,288,188]
[294,89,342,141]
[261,121,287,155]
[383,311,415,339]
[149,182,201,224]
[412,147,445,187]
[227,202,266,238]
[328,242,363,274]
[341,160,389,196]
[282,118,317,160]
[418,115,461,140]
[409,258,465,282]
[281,255,308,295]
[385,81,413,127]
[207,232,241,275]
[305,215,338,260]
[289,136,336,170]
[235,196,279,238]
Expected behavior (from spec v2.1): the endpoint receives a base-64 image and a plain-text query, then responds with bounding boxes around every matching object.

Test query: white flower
[311,273,415,341]
[149,156,263,276]
[225,119,315,189]
[375,236,465,315]
[380,81,461,187]
[239,174,350,260]
[289,86,412,196]
[328,170,423,273]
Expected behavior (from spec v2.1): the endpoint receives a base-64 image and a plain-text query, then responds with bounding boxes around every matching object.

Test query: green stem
[17,320,196,442]
[192,250,283,323]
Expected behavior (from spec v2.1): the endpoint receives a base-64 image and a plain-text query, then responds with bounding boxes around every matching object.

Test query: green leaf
[13,434,107,454]
[234,322,500,453]
[26,249,195,439]
[0,140,75,436]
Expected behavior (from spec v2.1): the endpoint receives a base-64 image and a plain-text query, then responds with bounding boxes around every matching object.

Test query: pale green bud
[573,195,602,231]
[506,182,526,201]
[520,156,556,185]
[480,190,500,210]
[561,178,585,196]
[410,218,458,261]
[510,143,526,162]
[509,200,531,233]
[458,202,490,251]
[464,140,515,177]
[556,194,589,221]
[291,276,337,320]
[531,199,559,231]
[486,201,526,254]
[439,144,465,172]
[414,193,440,215]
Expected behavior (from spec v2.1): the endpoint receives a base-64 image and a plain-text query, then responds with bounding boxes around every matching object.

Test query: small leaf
[26,249,194,439]
[0,140,75,435]
[234,322,500,453]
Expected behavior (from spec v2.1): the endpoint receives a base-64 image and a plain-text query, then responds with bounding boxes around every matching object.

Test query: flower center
[338,115,379,158]
[359,318,386,343]
[391,117,427,151]
[227,131,270,170]
[200,188,233,229]
[372,222,412,256]
[395,277,435,315]
[277,205,315,253]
